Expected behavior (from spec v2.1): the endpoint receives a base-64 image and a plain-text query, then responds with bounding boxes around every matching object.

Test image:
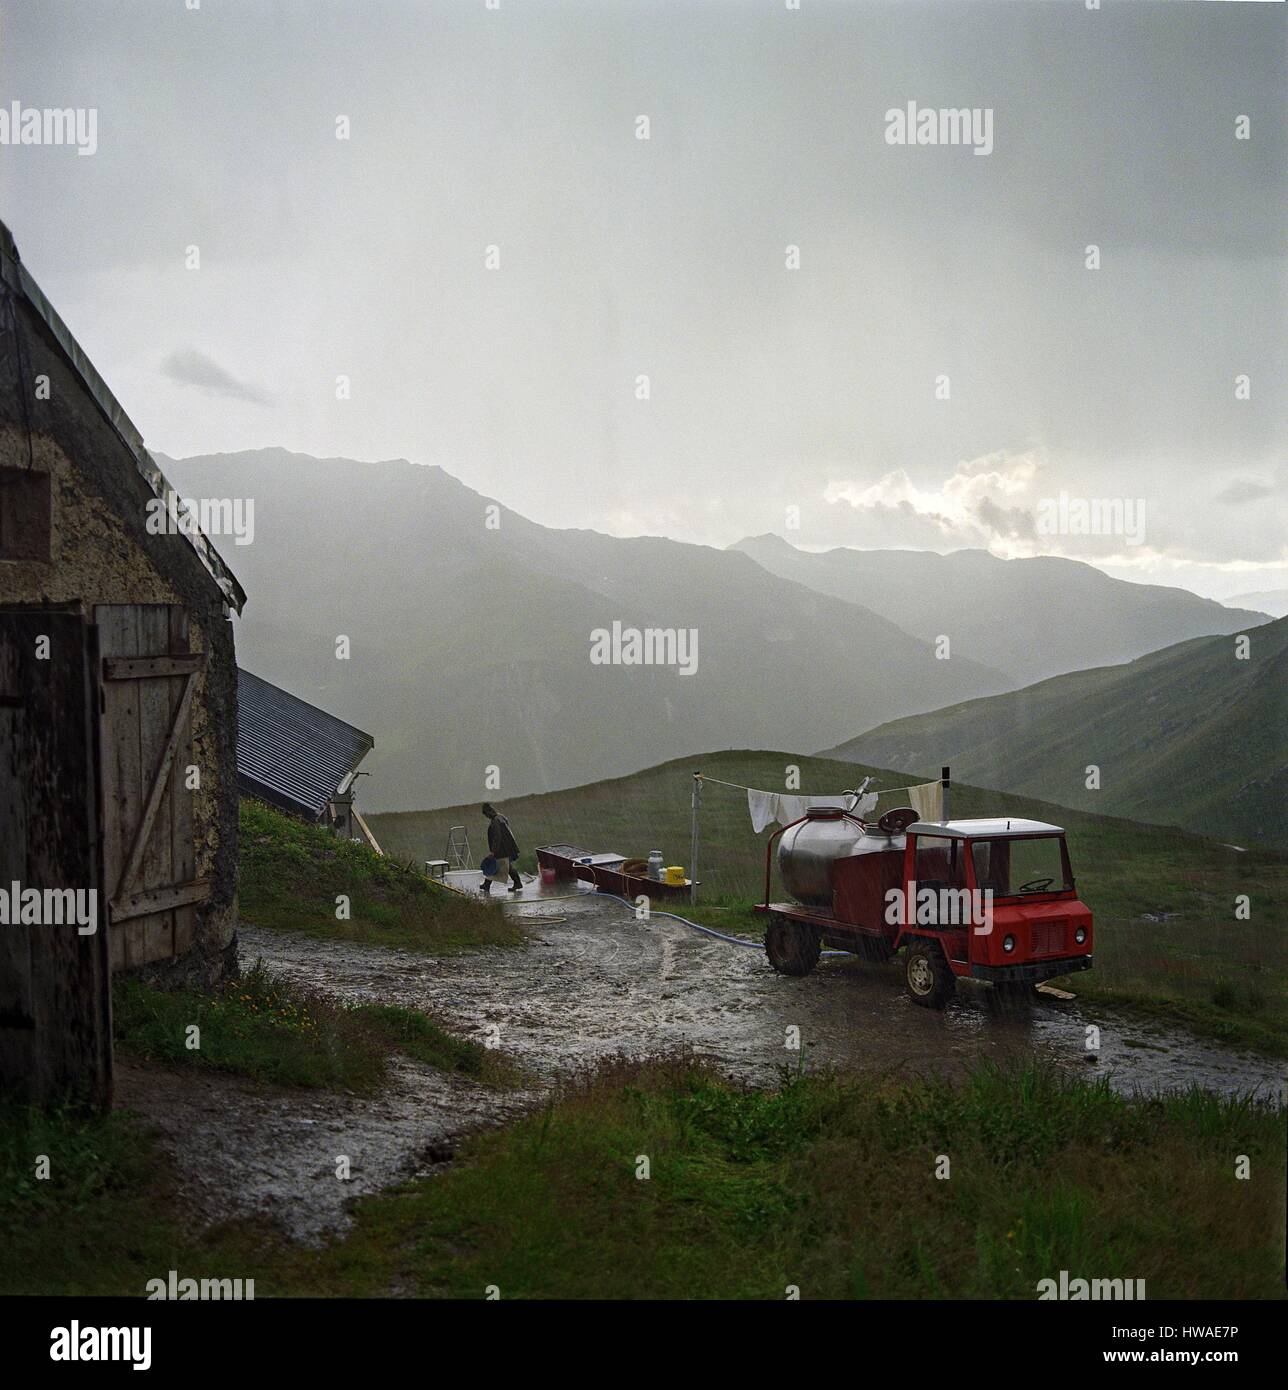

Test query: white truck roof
[907,818,1065,839]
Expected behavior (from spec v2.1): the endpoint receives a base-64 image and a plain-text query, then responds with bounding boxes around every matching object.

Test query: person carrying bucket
[480,803,524,895]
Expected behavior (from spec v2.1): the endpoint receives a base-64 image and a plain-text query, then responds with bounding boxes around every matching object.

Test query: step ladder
[444,825,473,870]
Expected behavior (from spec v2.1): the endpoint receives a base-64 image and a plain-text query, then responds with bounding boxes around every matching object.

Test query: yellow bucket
[664,865,685,885]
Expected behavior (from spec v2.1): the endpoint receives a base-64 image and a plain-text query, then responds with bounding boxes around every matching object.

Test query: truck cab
[898,818,1093,1007]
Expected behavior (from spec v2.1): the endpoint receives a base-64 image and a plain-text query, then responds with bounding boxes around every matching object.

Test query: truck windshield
[971,836,1072,897]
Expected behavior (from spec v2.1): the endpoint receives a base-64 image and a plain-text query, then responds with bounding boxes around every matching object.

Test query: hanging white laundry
[747,788,780,834]
[908,781,944,822]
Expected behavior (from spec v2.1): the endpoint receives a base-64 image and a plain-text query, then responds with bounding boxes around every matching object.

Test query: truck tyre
[904,939,955,1008]
[766,917,821,976]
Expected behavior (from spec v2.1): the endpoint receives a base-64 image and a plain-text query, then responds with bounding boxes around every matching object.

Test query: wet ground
[114,1056,534,1248]
[122,878,1284,1246]
[246,880,1286,1101]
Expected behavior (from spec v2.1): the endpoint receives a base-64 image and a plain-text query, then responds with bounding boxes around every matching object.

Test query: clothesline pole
[690,773,702,905]
[942,765,950,822]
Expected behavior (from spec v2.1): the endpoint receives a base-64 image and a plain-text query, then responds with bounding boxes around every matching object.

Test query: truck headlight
[1075,927,1087,944]
[1002,935,1015,953]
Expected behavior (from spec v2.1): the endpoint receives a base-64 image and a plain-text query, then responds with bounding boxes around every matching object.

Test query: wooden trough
[535,843,696,899]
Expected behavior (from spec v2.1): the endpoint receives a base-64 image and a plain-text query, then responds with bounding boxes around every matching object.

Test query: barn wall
[0,321,241,988]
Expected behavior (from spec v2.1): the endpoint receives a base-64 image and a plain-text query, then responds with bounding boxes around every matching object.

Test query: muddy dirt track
[243,892,1284,1098]
[121,890,1285,1247]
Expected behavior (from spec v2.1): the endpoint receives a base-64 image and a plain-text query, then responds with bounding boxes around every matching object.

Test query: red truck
[755,806,1093,1007]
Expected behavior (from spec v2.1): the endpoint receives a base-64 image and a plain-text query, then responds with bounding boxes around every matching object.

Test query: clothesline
[696,770,945,836]
[683,770,949,897]
[695,773,933,798]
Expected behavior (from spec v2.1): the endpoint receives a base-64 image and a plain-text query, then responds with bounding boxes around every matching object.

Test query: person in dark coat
[481,803,524,894]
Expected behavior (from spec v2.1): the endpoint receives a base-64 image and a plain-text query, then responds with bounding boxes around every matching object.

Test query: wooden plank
[139,912,174,964]
[0,704,34,1029]
[173,912,197,955]
[115,667,198,904]
[103,654,205,681]
[135,607,176,961]
[0,609,112,1109]
[112,879,211,922]
[168,607,198,962]
[96,606,142,970]
[352,808,382,855]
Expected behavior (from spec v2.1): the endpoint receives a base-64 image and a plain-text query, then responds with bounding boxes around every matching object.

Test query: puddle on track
[242,894,1285,1102]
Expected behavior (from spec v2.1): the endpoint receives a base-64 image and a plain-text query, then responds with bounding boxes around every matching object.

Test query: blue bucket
[480,855,499,877]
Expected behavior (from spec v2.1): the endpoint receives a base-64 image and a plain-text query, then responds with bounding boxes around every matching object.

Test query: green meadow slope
[238,799,523,951]
[823,616,1288,852]
[370,749,1288,1052]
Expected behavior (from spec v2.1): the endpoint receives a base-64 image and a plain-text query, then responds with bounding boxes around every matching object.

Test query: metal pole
[941,765,950,823]
[690,773,701,905]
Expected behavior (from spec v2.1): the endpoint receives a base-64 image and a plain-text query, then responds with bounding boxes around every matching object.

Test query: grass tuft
[114,964,517,1093]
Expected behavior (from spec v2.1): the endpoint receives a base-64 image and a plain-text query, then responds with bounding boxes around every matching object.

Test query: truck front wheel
[904,939,955,1008]
[766,917,821,976]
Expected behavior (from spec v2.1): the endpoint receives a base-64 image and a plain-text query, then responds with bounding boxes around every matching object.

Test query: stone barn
[0,219,245,1108]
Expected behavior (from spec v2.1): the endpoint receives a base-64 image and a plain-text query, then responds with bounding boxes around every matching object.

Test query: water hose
[487,878,852,958]
[592,892,851,957]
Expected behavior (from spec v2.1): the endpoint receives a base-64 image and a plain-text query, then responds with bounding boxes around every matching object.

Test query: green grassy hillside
[823,616,1288,852]
[371,749,1288,1052]
[238,799,523,951]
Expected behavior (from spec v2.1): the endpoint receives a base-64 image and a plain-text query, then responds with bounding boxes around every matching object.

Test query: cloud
[821,450,1044,552]
[1216,477,1277,505]
[807,447,1288,577]
[161,348,273,406]
[974,495,1037,542]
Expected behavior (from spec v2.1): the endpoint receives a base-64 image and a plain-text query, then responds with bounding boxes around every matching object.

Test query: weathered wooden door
[96,604,209,971]
[0,606,112,1108]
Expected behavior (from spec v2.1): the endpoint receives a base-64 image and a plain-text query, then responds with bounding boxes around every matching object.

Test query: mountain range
[731,533,1266,687]
[161,451,1005,809]
[823,616,1288,851]
[161,449,1273,816]
[1225,590,1288,620]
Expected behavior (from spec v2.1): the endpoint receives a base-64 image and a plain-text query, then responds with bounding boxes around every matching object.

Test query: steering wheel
[1018,877,1054,892]
[877,807,919,834]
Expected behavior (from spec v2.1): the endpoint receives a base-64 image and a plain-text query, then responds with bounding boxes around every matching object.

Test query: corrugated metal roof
[0,218,246,613]
[237,669,374,820]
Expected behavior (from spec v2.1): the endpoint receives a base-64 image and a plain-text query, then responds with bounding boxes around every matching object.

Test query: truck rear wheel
[904,939,955,1008]
[766,917,821,976]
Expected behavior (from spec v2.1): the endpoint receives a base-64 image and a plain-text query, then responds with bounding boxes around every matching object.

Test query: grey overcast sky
[1,0,1284,599]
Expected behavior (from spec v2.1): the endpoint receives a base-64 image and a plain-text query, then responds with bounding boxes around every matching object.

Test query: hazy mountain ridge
[1226,590,1288,620]
[161,449,1010,810]
[822,616,1288,850]
[732,533,1268,686]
